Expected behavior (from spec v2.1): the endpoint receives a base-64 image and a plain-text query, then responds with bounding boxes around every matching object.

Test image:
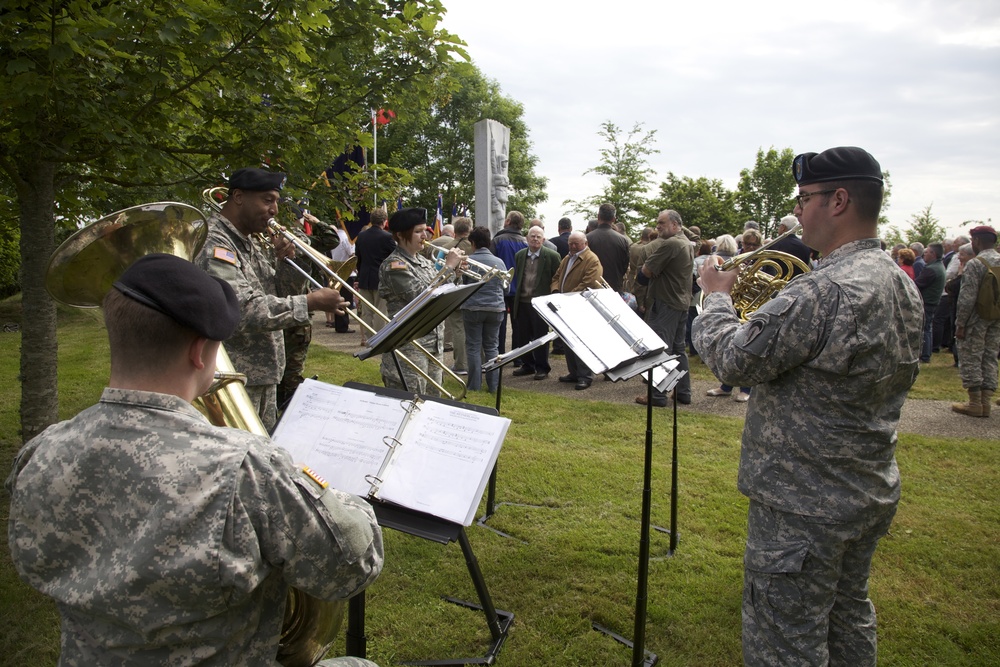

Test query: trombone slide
[267,220,468,400]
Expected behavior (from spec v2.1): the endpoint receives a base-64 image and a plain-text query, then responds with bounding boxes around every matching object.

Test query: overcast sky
[439,0,999,238]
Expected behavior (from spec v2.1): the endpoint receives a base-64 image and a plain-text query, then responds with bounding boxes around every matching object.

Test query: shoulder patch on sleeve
[212,247,237,265]
[734,295,797,356]
[389,260,408,270]
[743,320,766,346]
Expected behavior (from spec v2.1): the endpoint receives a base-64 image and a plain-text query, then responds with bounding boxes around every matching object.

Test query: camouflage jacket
[693,238,923,521]
[378,246,441,318]
[956,247,1000,328]
[197,213,310,385]
[6,388,383,666]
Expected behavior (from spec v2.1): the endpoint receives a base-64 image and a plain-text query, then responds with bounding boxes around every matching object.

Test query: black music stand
[355,281,483,393]
[341,383,513,666]
[532,289,687,667]
[476,332,559,540]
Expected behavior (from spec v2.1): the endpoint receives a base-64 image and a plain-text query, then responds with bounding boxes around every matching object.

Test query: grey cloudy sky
[439,0,999,237]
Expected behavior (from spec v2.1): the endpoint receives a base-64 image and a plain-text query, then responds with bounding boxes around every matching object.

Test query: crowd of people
[8,150,998,667]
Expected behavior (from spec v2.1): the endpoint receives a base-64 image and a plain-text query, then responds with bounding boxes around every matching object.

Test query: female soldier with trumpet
[378,207,465,395]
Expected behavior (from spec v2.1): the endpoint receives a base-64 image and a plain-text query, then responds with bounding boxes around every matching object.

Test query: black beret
[112,254,241,340]
[793,147,883,186]
[228,168,286,192]
[388,207,427,233]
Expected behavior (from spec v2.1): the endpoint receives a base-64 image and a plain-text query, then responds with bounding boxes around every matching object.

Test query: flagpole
[372,109,378,209]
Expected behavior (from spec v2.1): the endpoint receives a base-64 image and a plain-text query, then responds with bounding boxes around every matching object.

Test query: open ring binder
[272,379,511,526]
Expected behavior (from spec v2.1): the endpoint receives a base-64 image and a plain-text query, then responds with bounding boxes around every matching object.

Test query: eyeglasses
[795,189,837,207]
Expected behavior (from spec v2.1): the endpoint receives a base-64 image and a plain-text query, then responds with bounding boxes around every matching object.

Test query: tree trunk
[17,159,58,442]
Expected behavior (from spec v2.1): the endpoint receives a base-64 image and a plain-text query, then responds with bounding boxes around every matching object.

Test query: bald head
[567,231,588,255]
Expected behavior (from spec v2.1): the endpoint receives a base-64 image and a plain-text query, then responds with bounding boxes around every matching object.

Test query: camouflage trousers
[358,288,386,339]
[279,323,312,407]
[380,327,443,397]
[742,500,896,667]
[317,658,379,667]
[246,384,277,433]
[446,309,467,372]
[957,317,1000,391]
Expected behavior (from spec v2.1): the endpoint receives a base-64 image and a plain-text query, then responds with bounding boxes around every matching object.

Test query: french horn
[45,202,345,667]
[700,223,811,321]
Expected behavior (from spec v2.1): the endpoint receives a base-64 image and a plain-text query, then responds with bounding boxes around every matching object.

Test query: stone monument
[474,119,510,236]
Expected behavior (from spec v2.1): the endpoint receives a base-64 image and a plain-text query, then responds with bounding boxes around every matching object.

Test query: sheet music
[271,379,510,525]
[271,380,402,496]
[651,359,686,393]
[532,290,666,373]
[379,402,509,525]
[363,282,468,351]
[355,281,484,363]
[581,289,659,357]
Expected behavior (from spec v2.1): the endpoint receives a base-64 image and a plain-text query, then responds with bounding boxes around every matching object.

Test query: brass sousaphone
[45,202,345,667]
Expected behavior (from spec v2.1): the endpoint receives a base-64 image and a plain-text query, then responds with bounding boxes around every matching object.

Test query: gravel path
[311,316,999,441]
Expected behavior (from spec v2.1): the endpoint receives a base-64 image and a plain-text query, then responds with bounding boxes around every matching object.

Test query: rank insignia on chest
[213,247,237,265]
[301,466,329,489]
[389,260,408,270]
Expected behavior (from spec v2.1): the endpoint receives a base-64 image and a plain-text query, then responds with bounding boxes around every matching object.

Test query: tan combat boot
[981,389,994,418]
[952,389,984,417]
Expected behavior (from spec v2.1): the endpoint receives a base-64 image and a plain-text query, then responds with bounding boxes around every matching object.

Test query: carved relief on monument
[474,119,511,235]
[490,127,509,229]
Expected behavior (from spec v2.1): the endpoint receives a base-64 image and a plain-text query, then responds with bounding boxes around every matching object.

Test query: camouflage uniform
[275,222,316,408]
[693,238,923,666]
[197,212,311,430]
[7,388,383,666]
[378,246,444,396]
[954,247,1000,391]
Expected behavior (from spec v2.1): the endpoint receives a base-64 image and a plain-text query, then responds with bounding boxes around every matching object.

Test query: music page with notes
[272,379,510,525]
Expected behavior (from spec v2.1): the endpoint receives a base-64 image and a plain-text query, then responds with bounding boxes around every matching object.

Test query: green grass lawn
[2,298,998,666]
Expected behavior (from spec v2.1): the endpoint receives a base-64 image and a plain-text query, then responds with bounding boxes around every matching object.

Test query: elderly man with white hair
[767,214,813,274]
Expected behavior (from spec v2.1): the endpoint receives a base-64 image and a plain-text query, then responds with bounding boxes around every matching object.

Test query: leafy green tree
[650,172,741,239]
[877,170,893,228]
[375,60,547,220]
[903,204,947,246]
[0,0,461,439]
[564,121,659,234]
[0,193,18,298]
[736,146,797,238]
[881,225,906,248]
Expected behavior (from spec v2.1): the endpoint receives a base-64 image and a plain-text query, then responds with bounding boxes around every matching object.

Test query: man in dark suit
[510,226,562,380]
[353,207,395,341]
[768,214,813,276]
[549,217,572,258]
[586,203,630,292]
[550,231,604,390]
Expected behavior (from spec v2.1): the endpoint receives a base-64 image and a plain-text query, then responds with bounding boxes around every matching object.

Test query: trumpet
[423,241,515,289]
[203,187,467,401]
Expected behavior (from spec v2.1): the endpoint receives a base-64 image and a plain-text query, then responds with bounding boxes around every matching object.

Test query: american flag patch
[213,247,237,264]
[302,466,329,489]
[389,260,408,270]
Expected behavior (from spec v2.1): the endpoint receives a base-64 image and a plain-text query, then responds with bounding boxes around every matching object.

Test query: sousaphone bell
[45,202,345,667]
